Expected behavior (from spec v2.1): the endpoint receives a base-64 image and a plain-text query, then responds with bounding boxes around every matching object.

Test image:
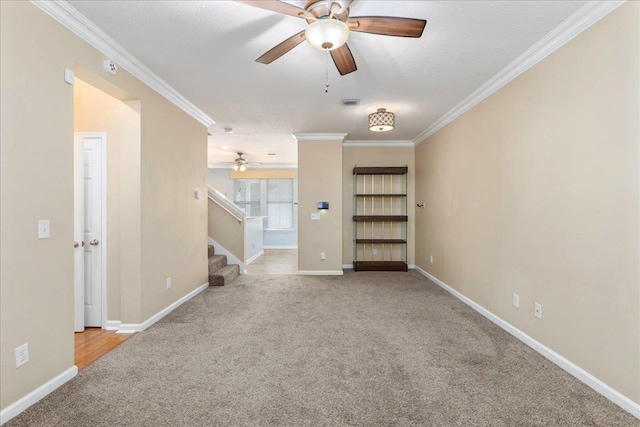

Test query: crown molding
[30,0,215,128]
[413,0,626,145]
[343,140,414,148]
[292,133,348,141]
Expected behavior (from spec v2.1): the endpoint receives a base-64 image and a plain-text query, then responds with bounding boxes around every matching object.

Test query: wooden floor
[246,249,297,274]
[75,328,134,371]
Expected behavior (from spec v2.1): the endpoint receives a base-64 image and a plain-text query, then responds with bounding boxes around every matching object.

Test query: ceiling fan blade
[347,16,427,38]
[330,43,357,76]
[236,0,310,19]
[256,30,307,64]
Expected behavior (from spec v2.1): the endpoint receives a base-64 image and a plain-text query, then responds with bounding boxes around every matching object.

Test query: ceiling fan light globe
[233,164,239,171]
[305,19,349,51]
[239,165,247,172]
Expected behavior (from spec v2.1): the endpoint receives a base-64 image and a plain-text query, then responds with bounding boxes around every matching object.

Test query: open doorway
[207,169,299,274]
[73,78,135,368]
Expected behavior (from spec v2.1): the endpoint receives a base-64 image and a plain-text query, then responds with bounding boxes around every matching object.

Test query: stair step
[208,245,215,258]
[208,254,228,272]
[209,264,240,287]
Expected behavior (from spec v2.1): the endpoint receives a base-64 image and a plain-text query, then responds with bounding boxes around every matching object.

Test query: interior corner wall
[297,140,343,272]
[0,1,207,412]
[342,146,415,266]
[414,2,639,404]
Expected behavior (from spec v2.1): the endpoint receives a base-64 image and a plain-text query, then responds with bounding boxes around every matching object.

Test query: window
[233,178,295,230]
[266,179,293,229]
[233,179,261,216]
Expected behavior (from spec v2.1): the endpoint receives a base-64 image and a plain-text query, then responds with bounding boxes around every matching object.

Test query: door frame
[75,131,108,328]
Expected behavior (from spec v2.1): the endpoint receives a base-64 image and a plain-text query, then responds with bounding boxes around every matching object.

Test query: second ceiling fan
[237,0,427,76]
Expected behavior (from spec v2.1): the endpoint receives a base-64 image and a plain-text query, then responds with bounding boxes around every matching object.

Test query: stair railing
[207,187,245,223]
[207,185,264,269]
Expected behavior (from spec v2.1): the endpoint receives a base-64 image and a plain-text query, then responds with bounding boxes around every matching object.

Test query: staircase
[208,245,240,286]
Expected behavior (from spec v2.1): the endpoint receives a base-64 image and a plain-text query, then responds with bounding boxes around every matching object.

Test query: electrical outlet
[166,277,171,289]
[534,303,542,319]
[320,252,326,260]
[15,343,29,368]
[372,249,378,255]
[512,293,519,308]
[430,256,434,264]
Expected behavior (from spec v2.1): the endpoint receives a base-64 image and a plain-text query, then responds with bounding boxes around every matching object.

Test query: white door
[82,135,105,327]
[73,135,85,332]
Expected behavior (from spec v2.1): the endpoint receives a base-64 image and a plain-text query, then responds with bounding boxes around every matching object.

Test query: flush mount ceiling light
[305,18,350,51]
[369,108,395,132]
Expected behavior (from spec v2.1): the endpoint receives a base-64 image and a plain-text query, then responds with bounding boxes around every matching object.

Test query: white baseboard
[263,246,298,249]
[343,264,415,269]
[297,270,344,276]
[104,320,121,331]
[413,265,640,419]
[0,366,77,425]
[116,282,209,334]
[245,250,264,265]
[208,237,246,274]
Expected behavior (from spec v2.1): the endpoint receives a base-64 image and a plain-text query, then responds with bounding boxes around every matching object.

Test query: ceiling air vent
[342,99,360,106]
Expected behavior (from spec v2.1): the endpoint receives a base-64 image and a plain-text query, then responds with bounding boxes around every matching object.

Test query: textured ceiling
[68,0,585,166]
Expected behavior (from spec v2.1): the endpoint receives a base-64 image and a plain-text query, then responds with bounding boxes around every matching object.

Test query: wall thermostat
[317,202,329,210]
[103,59,118,75]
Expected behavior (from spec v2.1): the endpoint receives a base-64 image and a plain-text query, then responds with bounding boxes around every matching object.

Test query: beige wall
[1,1,207,411]
[208,198,245,261]
[415,2,639,404]
[74,79,123,321]
[139,90,208,321]
[297,138,343,272]
[342,147,415,266]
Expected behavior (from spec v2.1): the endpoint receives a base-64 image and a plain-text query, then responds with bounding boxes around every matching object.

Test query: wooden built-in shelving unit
[353,166,408,272]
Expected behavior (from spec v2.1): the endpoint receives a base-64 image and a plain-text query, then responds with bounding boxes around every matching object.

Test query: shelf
[355,194,406,197]
[353,165,408,272]
[355,239,406,244]
[353,261,408,272]
[353,166,408,175]
[353,215,408,222]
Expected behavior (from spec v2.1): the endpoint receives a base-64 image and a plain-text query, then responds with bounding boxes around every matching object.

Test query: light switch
[194,190,202,200]
[38,220,50,239]
[310,213,320,220]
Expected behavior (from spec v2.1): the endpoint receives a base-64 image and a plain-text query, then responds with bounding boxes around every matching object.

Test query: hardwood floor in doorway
[75,328,134,371]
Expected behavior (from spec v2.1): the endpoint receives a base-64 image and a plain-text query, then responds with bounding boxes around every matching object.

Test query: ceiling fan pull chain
[325,47,330,93]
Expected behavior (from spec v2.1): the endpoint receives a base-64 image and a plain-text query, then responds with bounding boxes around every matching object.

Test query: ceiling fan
[218,152,263,171]
[237,0,427,76]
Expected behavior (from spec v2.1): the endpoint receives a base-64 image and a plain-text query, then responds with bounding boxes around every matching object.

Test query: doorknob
[89,239,100,246]
[74,241,79,248]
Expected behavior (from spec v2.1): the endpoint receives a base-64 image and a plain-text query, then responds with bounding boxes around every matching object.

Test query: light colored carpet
[9,271,637,426]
